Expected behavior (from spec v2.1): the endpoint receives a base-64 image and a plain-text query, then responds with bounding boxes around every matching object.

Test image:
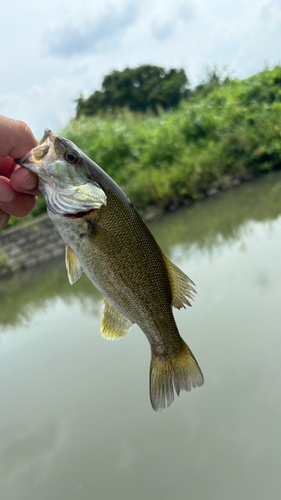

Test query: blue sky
[1,0,280,138]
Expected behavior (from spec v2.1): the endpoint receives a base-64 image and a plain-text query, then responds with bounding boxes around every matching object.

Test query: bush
[63,66,281,210]
[3,65,281,230]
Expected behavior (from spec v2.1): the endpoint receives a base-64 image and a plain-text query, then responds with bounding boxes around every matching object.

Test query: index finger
[0,116,37,159]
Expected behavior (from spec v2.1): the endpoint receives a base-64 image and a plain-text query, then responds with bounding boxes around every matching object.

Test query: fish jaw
[15,129,85,185]
[15,129,107,216]
[15,129,55,177]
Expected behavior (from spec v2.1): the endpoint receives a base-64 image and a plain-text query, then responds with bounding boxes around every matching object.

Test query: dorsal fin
[101,299,134,340]
[163,256,196,309]
[65,245,83,285]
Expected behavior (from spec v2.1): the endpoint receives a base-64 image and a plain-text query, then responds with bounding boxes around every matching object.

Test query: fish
[15,129,204,411]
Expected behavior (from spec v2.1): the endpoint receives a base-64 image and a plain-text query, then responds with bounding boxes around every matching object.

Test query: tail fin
[149,342,204,411]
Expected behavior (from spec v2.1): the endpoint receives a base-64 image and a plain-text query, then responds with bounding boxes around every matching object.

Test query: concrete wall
[0,214,65,279]
[0,174,251,280]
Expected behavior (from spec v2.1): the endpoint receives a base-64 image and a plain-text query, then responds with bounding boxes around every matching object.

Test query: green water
[1,172,281,500]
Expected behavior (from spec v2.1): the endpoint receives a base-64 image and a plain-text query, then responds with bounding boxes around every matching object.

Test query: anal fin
[101,300,133,340]
[65,245,83,285]
[163,255,196,309]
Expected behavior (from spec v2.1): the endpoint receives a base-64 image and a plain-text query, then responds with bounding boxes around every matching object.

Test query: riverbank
[0,214,64,279]
[0,170,257,277]
[4,65,281,232]
[62,66,281,213]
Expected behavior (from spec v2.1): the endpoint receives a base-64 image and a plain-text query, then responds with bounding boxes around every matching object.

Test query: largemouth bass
[16,129,204,411]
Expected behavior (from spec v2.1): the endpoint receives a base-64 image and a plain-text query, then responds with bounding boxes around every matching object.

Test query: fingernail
[19,174,37,191]
[0,182,15,203]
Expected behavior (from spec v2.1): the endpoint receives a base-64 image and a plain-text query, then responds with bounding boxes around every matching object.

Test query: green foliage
[76,65,189,117]
[193,67,230,98]
[3,65,281,230]
[67,66,281,211]
[0,251,7,269]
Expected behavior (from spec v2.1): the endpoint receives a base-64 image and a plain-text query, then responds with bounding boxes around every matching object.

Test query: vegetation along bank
[5,65,281,229]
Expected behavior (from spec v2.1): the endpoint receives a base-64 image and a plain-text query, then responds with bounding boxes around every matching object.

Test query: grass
[0,251,8,269]
[4,65,281,229]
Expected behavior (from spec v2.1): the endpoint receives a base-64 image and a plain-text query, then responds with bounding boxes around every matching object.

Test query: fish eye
[64,150,80,164]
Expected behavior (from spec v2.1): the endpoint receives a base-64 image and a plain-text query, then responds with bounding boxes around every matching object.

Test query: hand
[0,116,40,229]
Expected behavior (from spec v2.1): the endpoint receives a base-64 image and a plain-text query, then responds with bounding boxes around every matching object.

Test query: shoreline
[0,170,263,278]
[141,171,255,221]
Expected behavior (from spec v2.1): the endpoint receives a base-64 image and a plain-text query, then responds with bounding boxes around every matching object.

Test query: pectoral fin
[163,256,196,309]
[65,245,83,285]
[101,300,134,340]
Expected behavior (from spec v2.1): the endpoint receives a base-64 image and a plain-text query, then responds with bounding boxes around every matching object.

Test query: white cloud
[0,79,80,139]
[43,1,140,57]
[150,1,194,40]
[0,0,280,137]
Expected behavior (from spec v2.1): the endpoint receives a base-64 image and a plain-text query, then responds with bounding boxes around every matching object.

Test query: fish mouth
[38,128,52,145]
[14,128,54,166]
[14,155,29,166]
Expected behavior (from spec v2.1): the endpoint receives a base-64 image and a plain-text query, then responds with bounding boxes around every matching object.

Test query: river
[1,172,281,500]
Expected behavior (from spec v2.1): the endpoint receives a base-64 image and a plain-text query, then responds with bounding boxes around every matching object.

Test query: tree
[193,67,230,98]
[76,65,189,117]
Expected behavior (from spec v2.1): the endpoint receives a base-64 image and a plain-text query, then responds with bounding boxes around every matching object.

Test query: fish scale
[16,129,204,411]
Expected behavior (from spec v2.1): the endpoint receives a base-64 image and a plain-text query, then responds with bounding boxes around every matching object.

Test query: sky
[1,0,280,138]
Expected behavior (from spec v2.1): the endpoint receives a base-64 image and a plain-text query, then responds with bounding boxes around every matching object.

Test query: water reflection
[151,171,281,255]
[0,420,68,495]
[0,172,281,500]
[0,260,102,328]
[1,172,281,329]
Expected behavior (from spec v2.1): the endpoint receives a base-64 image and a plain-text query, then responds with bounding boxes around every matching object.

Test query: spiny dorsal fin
[163,256,196,309]
[101,300,134,340]
[65,245,83,285]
